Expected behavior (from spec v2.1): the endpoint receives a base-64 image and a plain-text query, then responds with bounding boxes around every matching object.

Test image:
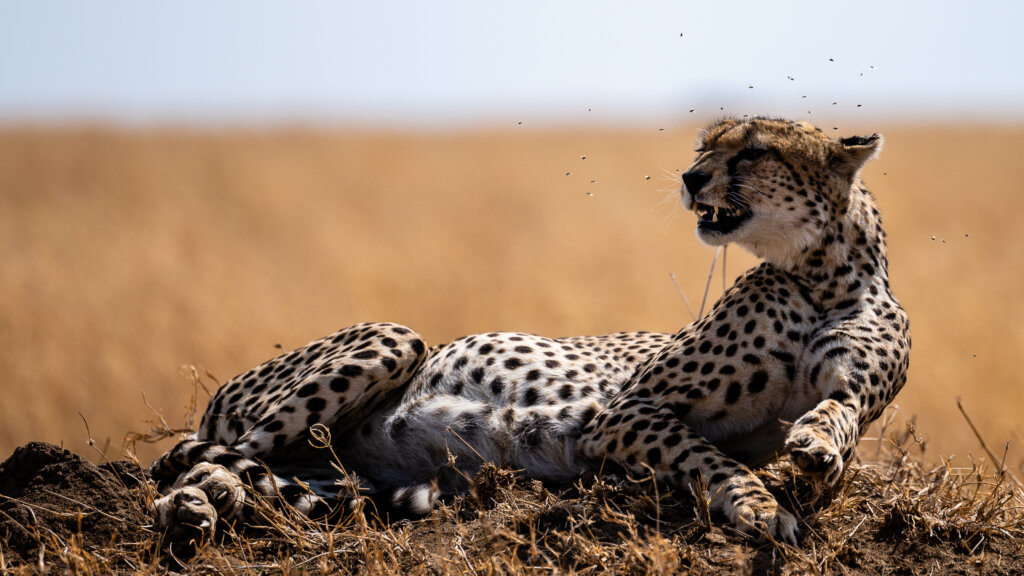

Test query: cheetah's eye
[733,147,768,163]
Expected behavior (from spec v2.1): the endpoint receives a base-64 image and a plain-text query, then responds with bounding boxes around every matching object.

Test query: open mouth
[694,202,751,234]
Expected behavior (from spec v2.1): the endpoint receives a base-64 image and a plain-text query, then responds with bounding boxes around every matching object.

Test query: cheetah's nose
[682,170,712,195]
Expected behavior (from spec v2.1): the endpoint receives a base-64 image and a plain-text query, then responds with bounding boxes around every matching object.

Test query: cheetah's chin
[694,202,751,235]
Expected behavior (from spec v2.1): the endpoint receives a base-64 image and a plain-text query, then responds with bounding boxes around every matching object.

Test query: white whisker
[732,177,770,198]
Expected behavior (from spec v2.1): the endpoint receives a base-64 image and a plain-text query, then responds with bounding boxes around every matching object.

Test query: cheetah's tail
[363,482,440,521]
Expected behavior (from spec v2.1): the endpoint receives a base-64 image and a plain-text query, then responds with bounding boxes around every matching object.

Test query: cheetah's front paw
[719,477,799,545]
[785,425,844,486]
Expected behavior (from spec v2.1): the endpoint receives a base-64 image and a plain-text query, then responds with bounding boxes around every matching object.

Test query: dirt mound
[1,439,1022,574]
[0,442,150,561]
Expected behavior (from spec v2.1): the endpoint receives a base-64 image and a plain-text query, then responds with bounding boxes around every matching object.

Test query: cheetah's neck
[781,184,890,310]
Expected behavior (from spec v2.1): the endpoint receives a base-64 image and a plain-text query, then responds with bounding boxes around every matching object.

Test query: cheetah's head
[680,116,882,266]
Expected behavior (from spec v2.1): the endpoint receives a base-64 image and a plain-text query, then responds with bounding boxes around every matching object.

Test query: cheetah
[151,117,909,552]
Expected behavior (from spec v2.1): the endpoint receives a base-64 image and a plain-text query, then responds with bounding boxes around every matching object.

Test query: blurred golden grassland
[0,123,1021,469]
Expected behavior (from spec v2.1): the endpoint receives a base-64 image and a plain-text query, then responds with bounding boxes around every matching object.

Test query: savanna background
[1,0,1023,512]
[2,124,1022,474]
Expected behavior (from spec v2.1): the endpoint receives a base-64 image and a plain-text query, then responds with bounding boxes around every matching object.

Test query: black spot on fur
[470,367,485,384]
[340,364,363,377]
[306,396,327,412]
[297,382,319,398]
[747,371,768,394]
[725,382,742,404]
[522,387,540,406]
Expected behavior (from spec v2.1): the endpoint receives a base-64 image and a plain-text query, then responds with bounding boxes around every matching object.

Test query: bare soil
[0,443,151,570]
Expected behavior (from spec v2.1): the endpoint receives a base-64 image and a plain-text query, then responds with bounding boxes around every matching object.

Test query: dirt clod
[0,442,150,561]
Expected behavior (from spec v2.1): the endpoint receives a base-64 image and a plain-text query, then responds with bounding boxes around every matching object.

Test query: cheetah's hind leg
[210,322,430,458]
[150,322,430,555]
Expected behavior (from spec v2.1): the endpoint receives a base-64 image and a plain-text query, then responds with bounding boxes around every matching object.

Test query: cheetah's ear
[831,133,883,179]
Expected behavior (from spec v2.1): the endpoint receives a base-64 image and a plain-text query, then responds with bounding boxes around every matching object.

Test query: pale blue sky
[1,1,1021,127]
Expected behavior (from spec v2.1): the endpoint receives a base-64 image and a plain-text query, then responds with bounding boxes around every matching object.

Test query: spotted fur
[151,117,909,550]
